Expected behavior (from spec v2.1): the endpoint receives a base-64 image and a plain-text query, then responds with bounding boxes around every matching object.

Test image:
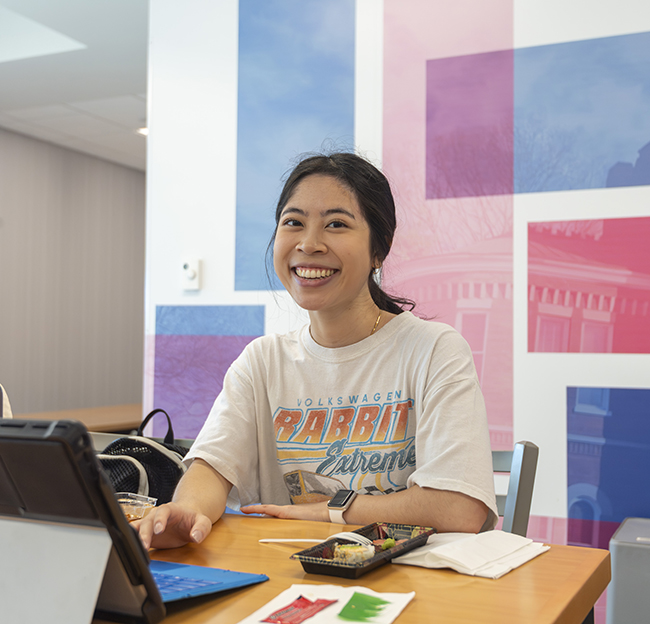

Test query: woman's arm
[241,485,489,533]
[136,458,232,549]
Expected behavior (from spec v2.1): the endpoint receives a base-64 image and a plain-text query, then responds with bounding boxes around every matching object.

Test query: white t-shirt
[186,311,498,529]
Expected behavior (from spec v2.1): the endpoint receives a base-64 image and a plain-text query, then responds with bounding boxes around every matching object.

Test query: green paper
[338,592,390,622]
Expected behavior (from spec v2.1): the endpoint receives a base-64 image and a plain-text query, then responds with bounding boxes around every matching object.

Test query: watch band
[328,507,347,524]
[327,489,356,524]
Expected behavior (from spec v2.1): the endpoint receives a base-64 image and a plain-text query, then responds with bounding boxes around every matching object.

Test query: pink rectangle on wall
[383,0,514,447]
[383,0,513,212]
[528,217,650,354]
[426,50,514,199]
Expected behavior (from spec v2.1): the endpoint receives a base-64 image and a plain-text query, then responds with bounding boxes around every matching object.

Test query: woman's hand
[134,502,213,550]
[240,501,330,523]
[134,458,232,550]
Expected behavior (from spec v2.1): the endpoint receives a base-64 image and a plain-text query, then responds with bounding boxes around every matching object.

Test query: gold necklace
[370,312,382,336]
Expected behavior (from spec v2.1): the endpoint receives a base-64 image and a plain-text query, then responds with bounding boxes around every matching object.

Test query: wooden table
[98,514,610,624]
[15,403,142,433]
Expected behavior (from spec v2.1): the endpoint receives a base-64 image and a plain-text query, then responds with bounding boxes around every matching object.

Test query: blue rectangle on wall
[156,305,265,336]
[515,31,650,194]
[567,386,650,548]
[234,0,355,291]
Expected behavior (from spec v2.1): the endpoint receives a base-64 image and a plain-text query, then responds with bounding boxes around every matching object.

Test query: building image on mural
[567,387,650,550]
[391,236,513,451]
[528,218,650,354]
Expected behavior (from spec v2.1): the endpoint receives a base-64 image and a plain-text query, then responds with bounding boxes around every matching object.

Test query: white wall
[0,128,145,413]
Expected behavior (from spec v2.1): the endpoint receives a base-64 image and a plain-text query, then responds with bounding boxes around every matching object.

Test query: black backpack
[98,409,189,504]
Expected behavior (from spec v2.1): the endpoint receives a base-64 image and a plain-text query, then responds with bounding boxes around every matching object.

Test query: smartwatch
[327,489,357,524]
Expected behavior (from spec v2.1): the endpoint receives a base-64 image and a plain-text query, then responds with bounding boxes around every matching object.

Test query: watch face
[328,489,355,508]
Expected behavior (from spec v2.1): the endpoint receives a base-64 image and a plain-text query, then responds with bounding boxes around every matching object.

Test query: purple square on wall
[426,49,514,199]
[153,334,258,439]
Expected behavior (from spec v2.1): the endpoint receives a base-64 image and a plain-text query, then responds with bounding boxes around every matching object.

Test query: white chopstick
[259,532,372,545]
[258,538,321,543]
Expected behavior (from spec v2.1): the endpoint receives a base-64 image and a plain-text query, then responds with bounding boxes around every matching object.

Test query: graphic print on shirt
[273,391,415,503]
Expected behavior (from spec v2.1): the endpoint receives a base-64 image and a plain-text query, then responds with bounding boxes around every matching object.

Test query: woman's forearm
[172,458,232,523]
[136,458,233,549]
[241,485,489,533]
[342,485,489,533]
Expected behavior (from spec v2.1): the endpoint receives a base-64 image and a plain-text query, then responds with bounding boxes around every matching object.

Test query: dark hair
[268,152,415,315]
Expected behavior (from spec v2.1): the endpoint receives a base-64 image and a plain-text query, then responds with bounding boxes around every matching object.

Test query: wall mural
[383,3,650,620]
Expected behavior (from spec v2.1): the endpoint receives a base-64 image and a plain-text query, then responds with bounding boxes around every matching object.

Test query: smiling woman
[269,154,425,349]
[136,152,499,551]
[273,173,378,346]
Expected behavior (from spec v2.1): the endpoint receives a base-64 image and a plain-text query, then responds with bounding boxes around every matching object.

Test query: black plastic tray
[290,522,436,579]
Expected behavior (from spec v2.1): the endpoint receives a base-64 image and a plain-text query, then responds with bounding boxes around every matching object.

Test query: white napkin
[236,583,415,624]
[392,530,549,579]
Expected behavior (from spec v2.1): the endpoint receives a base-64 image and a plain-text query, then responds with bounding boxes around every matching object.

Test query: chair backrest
[493,441,539,537]
[0,384,13,419]
[90,431,194,452]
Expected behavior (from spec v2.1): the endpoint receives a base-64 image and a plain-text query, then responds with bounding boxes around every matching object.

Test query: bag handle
[137,408,175,446]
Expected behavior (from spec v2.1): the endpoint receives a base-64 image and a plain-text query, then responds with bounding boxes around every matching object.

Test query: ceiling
[0,0,148,171]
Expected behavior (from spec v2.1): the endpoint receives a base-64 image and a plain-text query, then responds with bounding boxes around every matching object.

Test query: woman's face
[273,174,375,315]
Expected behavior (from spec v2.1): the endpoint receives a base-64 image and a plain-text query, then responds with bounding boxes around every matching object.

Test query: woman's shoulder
[386,311,473,358]
[390,311,463,341]
[387,313,478,385]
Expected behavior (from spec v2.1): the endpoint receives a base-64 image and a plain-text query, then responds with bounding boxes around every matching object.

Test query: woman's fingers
[188,514,212,544]
[135,504,171,548]
[134,502,212,549]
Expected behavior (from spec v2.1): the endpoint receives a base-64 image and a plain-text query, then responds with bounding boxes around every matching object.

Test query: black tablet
[0,419,266,624]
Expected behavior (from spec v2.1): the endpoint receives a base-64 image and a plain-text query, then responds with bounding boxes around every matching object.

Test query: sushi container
[290,522,436,579]
[115,492,157,521]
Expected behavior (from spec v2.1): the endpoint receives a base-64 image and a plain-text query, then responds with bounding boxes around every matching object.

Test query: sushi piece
[333,543,376,564]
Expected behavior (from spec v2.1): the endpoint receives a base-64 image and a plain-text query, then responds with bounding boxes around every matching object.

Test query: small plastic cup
[115,492,157,522]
